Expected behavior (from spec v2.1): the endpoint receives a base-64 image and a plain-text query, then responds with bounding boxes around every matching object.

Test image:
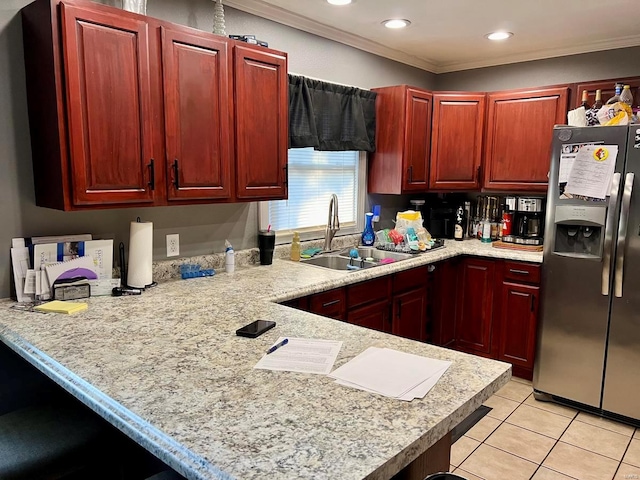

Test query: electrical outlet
[166,234,180,257]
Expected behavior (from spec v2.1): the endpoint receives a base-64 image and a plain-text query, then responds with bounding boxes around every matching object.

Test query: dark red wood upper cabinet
[60,3,155,206]
[161,27,232,201]
[430,93,485,191]
[368,86,432,194]
[497,281,539,370]
[403,89,433,192]
[456,258,496,355]
[571,77,640,109]
[234,45,288,200]
[484,86,569,192]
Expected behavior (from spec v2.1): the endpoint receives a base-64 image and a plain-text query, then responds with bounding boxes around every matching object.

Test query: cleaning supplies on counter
[361,213,375,246]
[225,240,235,273]
[290,232,301,261]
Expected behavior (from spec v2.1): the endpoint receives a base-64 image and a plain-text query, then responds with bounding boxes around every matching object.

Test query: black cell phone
[236,320,276,338]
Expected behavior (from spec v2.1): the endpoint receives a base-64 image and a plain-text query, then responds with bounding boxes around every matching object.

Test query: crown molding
[223,0,439,72]
[437,34,640,73]
[224,0,640,75]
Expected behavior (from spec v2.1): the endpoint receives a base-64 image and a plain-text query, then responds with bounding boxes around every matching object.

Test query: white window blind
[265,148,362,235]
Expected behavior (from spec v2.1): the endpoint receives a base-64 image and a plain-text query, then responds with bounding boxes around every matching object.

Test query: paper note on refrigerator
[565,145,618,200]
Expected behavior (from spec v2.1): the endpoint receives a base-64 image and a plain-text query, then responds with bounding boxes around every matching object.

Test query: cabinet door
[572,77,640,109]
[162,27,232,200]
[348,300,391,333]
[392,288,427,342]
[484,87,568,192]
[308,288,346,321]
[456,258,495,354]
[402,89,432,192]
[60,4,155,206]
[430,260,458,348]
[498,282,539,370]
[234,45,288,199]
[430,93,485,190]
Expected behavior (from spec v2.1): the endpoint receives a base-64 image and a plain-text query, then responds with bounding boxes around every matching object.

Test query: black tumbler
[258,230,276,265]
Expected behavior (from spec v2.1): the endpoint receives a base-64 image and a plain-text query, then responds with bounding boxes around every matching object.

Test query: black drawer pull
[322,299,341,308]
[509,268,529,275]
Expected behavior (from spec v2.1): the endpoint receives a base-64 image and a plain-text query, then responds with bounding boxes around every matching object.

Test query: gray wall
[436,47,640,91]
[0,0,433,299]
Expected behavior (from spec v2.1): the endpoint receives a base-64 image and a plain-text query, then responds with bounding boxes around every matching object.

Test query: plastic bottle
[361,212,375,246]
[290,231,301,261]
[620,85,634,107]
[225,240,235,273]
[606,84,623,105]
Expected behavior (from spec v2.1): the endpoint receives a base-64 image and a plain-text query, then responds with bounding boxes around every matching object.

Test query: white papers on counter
[329,347,451,401]
[254,337,343,375]
[564,145,618,200]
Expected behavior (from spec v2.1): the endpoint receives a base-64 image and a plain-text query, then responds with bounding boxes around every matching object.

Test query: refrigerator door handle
[615,172,634,298]
[602,172,621,295]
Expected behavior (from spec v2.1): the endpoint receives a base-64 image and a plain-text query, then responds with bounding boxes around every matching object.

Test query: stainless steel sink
[300,254,377,271]
[343,246,414,262]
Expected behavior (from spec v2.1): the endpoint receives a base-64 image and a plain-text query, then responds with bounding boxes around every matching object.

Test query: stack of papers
[254,337,343,375]
[329,347,451,401]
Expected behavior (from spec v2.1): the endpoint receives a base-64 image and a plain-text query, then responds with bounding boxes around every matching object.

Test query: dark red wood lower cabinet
[308,288,346,321]
[347,300,391,333]
[498,281,539,377]
[392,288,427,342]
[455,258,495,355]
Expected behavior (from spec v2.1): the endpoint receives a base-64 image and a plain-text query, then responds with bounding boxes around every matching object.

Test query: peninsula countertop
[0,239,517,480]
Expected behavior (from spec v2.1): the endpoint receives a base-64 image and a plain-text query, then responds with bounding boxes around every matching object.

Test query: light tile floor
[450,377,640,480]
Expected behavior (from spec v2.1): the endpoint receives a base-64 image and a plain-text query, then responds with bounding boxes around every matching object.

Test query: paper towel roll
[127,221,153,288]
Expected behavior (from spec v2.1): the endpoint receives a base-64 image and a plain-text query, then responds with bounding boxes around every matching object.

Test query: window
[259,148,366,243]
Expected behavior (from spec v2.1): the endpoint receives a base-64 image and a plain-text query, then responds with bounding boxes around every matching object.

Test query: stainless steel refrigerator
[534,125,640,422]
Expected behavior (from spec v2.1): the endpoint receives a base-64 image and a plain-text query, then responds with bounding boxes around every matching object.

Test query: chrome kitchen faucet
[323,194,340,252]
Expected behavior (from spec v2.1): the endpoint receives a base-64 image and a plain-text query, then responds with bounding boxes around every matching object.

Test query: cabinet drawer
[347,277,391,309]
[308,288,346,321]
[347,300,391,333]
[393,266,428,294]
[503,261,541,284]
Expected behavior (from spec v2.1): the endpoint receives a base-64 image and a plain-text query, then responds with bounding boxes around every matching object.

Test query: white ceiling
[224,0,640,73]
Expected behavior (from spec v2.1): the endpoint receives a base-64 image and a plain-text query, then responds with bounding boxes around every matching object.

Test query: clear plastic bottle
[290,231,301,261]
[225,240,235,273]
[606,84,623,105]
[620,85,634,107]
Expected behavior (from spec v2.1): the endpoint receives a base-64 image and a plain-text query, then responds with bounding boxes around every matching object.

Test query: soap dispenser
[290,231,301,261]
[362,212,375,246]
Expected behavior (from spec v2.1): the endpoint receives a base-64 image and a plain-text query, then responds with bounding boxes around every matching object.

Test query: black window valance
[288,74,377,152]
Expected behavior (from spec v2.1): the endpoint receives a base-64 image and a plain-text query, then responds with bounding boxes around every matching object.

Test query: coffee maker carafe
[503,197,545,245]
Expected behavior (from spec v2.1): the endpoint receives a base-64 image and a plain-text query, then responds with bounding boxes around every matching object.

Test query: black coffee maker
[503,197,545,245]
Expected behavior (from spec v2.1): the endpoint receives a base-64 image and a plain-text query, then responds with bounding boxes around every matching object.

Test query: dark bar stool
[424,473,468,480]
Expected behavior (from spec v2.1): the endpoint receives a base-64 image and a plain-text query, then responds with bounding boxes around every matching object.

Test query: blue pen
[266,338,289,354]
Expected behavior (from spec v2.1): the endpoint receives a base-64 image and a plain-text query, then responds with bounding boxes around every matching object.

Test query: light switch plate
[166,234,179,257]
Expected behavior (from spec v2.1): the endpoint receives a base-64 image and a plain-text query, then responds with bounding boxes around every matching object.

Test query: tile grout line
[611,435,636,479]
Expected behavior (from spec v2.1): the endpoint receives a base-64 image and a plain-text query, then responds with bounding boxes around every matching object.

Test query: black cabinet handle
[173,159,179,189]
[531,295,535,312]
[322,299,340,308]
[147,159,155,191]
[408,166,413,183]
[283,164,288,187]
[477,165,482,183]
[509,269,529,275]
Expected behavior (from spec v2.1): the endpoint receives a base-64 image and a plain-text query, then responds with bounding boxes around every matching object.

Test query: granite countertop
[0,238,518,480]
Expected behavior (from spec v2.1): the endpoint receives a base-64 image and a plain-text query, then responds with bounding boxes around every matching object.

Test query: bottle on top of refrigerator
[580,90,590,110]
[620,85,634,107]
[593,90,603,109]
[606,84,623,105]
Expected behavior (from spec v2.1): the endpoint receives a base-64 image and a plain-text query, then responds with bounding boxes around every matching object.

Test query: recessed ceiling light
[327,0,352,5]
[486,31,513,41]
[382,19,411,29]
